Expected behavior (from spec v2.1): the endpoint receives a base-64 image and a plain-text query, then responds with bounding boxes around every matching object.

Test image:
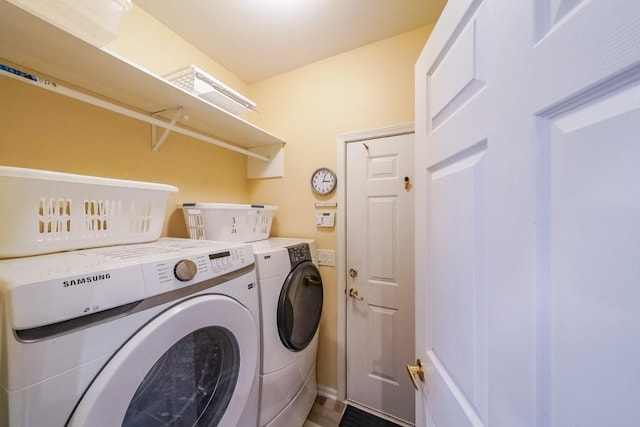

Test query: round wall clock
[310,167,337,195]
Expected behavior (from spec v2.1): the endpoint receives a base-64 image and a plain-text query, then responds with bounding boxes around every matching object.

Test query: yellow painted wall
[247,25,433,391]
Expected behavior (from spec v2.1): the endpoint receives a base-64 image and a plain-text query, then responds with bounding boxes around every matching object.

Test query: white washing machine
[0,238,260,427]
[250,238,323,427]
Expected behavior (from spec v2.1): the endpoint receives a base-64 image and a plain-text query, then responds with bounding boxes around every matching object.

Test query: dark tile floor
[303,396,410,427]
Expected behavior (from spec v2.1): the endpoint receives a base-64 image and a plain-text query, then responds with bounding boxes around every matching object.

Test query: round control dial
[174,259,197,282]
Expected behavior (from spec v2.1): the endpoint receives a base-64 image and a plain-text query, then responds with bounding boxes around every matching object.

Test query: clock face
[311,167,337,195]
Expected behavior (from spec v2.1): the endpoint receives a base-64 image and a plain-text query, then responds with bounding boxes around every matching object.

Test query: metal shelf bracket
[151,106,184,152]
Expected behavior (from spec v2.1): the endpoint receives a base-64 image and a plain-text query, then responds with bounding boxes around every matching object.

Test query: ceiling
[133,0,447,83]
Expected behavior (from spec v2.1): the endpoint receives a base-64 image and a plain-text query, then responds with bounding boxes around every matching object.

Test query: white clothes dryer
[250,238,323,427]
[0,238,260,427]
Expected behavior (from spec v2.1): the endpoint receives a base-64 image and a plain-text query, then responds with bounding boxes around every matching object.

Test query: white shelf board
[0,0,286,150]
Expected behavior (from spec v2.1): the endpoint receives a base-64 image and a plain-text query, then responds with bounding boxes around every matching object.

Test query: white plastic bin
[7,0,133,47]
[181,203,276,242]
[164,65,257,116]
[0,166,178,258]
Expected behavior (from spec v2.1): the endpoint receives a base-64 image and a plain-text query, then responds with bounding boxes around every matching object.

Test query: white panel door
[346,132,415,423]
[414,0,640,426]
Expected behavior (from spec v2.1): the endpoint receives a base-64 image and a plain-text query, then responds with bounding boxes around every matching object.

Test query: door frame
[335,123,415,402]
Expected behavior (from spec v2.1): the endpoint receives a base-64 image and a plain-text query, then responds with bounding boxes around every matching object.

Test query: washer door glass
[123,326,239,426]
[277,261,323,351]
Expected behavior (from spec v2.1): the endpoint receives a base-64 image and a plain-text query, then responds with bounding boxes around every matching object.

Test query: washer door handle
[304,274,322,287]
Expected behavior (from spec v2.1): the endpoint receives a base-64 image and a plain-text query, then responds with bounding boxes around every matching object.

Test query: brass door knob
[406,358,425,390]
[348,288,364,301]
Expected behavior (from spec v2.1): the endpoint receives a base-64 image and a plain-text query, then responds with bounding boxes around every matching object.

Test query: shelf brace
[151,106,183,152]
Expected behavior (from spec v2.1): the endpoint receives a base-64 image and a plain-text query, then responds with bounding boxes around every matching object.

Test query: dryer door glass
[123,326,239,427]
[277,261,324,351]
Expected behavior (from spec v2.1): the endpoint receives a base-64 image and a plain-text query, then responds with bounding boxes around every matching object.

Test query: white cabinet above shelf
[0,0,286,169]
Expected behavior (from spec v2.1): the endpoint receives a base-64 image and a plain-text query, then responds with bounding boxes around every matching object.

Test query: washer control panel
[142,244,254,297]
[209,250,238,274]
[2,239,255,329]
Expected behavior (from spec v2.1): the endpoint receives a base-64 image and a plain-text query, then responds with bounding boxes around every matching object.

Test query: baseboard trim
[317,385,339,401]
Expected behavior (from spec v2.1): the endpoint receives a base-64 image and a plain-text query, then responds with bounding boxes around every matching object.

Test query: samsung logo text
[63,273,111,287]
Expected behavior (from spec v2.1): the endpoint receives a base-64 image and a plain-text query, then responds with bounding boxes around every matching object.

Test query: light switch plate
[317,249,335,266]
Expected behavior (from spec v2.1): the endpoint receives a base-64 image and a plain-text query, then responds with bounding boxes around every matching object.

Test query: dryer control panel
[287,243,312,267]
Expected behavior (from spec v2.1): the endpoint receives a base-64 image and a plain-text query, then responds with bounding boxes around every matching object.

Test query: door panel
[534,2,640,425]
[416,0,640,425]
[538,84,640,426]
[427,145,486,411]
[346,132,415,423]
[426,351,485,427]
[430,16,486,129]
[367,305,398,382]
[368,196,397,281]
[416,2,490,426]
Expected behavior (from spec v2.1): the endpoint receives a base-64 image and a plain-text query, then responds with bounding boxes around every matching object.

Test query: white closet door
[414,0,640,425]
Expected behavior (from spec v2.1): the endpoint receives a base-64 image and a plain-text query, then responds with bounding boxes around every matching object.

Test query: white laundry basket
[0,166,178,258]
[181,203,276,242]
[7,0,133,47]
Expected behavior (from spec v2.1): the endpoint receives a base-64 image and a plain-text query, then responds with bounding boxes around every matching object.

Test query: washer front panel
[68,294,258,426]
